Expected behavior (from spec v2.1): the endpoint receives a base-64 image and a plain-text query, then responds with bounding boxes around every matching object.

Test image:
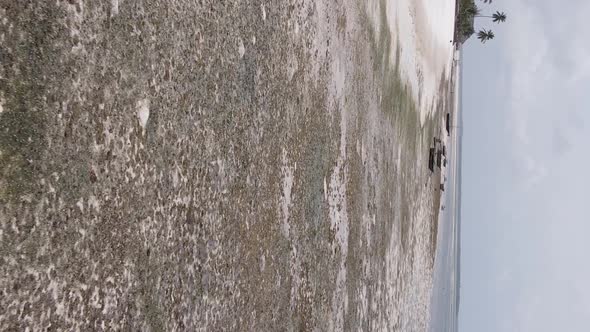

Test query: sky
[460,0,590,331]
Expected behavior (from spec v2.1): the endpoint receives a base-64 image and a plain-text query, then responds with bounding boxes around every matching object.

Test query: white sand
[111,0,119,16]
[385,0,456,124]
[136,99,150,129]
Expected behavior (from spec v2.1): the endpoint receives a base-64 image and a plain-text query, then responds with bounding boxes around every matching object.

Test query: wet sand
[1,1,454,330]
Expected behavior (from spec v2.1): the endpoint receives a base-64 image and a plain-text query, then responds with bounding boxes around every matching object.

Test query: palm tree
[492,11,507,23]
[476,11,507,23]
[477,29,495,43]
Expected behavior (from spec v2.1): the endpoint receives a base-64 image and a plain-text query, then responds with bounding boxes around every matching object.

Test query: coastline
[428,45,463,332]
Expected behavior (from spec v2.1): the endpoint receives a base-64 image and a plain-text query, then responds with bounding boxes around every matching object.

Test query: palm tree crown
[477,29,495,43]
[492,11,507,23]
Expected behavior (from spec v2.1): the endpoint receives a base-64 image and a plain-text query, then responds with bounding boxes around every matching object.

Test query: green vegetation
[455,0,478,43]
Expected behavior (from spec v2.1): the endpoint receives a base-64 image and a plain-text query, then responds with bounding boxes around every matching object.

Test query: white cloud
[500,2,549,185]
[498,0,590,189]
[461,1,590,331]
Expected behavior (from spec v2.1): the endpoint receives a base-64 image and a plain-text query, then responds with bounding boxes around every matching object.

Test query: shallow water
[0,1,455,330]
[429,48,463,332]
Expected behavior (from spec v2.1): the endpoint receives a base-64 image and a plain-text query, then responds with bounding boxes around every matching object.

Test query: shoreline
[428,45,463,332]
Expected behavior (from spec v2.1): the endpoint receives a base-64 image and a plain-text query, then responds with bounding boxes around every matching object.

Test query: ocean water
[429,47,463,332]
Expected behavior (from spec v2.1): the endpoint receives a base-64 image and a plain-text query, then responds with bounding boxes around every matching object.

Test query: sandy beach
[0,0,456,330]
